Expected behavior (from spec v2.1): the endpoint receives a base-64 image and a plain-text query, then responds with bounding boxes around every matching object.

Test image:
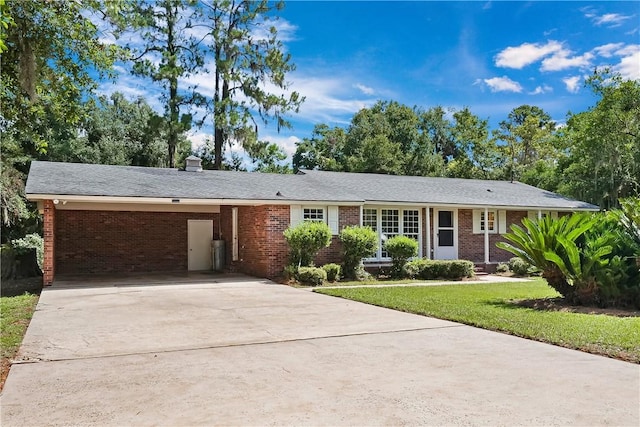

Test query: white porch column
[538,209,542,219]
[425,206,431,259]
[484,207,490,264]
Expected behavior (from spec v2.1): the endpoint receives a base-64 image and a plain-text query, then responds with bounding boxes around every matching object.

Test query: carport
[2,275,638,426]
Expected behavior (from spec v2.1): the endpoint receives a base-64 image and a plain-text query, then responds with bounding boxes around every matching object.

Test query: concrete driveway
[1,275,638,426]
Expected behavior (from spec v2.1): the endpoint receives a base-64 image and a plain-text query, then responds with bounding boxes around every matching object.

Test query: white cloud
[593,13,634,28]
[495,40,563,69]
[614,48,640,80]
[353,83,375,95]
[260,134,301,157]
[251,18,298,43]
[529,84,553,95]
[562,76,581,93]
[593,43,625,58]
[483,76,523,93]
[541,50,594,72]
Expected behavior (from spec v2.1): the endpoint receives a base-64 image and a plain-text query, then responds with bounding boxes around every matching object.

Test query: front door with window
[435,209,457,260]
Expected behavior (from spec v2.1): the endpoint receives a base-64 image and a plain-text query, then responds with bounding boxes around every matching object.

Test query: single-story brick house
[26,158,598,285]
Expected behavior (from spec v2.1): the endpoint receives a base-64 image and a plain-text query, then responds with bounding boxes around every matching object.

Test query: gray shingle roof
[25,161,598,210]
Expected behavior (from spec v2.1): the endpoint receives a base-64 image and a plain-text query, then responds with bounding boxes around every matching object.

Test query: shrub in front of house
[496,262,510,273]
[339,226,378,280]
[384,236,418,278]
[283,221,332,267]
[447,260,475,278]
[322,263,341,282]
[283,264,298,281]
[403,259,474,280]
[508,257,531,276]
[297,266,327,286]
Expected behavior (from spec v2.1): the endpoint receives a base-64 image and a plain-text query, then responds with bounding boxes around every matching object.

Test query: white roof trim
[25,194,364,206]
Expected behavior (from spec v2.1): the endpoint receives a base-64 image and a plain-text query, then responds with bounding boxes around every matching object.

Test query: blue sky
[98,1,640,163]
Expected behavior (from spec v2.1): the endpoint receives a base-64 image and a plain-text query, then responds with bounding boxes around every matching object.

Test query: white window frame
[290,205,339,235]
[473,209,507,234]
[528,210,559,221]
[302,207,325,222]
[362,206,422,262]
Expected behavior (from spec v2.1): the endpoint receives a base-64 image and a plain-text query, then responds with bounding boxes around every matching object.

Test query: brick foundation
[55,210,219,275]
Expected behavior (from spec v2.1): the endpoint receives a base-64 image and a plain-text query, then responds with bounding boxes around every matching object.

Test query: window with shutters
[481,210,496,232]
[303,207,324,222]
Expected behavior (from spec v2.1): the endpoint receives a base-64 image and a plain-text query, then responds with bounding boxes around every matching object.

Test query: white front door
[188,220,213,270]
[434,209,457,260]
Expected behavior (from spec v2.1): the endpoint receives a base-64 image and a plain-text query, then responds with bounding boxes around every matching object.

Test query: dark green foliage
[322,263,341,282]
[508,257,531,276]
[296,266,327,287]
[403,259,474,280]
[113,0,203,168]
[384,236,418,278]
[282,264,298,281]
[339,226,378,280]
[199,0,303,169]
[496,263,509,273]
[498,212,640,308]
[283,221,332,267]
[616,198,640,249]
[10,233,43,268]
[557,72,640,208]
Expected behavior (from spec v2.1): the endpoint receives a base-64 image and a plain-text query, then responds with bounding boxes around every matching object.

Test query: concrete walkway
[1,275,638,426]
[315,273,531,290]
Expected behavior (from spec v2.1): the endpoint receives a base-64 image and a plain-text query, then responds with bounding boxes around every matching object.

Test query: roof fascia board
[25,194,363,206]
[362,201,598,211]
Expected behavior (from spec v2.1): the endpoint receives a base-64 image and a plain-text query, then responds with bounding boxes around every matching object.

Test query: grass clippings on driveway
[1,293,39,391]
[315,279,640,363]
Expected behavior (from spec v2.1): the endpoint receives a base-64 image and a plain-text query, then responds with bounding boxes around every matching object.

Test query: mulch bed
[512,297,640,317]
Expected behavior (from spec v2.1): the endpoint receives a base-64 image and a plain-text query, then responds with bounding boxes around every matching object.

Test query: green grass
[1,293,39,359]
[320,278,437,287]
[315,279,640,363]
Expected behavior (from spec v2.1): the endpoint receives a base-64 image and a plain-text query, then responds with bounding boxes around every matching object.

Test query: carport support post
[43,199,56,286]
[484,207,490,264]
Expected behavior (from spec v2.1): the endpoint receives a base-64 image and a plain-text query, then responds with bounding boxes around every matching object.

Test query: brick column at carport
[43,199,55,286]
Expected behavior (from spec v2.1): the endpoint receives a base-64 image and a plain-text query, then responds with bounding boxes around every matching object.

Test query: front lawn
[315,279,640,363]
[1,293,39,391]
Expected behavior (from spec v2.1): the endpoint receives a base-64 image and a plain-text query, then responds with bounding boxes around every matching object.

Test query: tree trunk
[1,247,42,280]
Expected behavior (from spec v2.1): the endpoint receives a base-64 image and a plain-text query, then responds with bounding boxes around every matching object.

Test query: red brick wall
[457,209,527,263]
[55,210,218,275]
[315,206,360,266]
[43,200,56,285]
[220,205,290,278]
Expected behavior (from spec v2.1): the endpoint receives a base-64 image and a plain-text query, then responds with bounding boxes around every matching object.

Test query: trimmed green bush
[11,233,44,268]
[340,226,378,280]
[403,259,474,280]
[297,266,327,286]
[384,236,418,278]
[496,263,510,273]
[283,264,298,281]
[508,257,531,276]
[283,221,332,267]
[322,263,341,282]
